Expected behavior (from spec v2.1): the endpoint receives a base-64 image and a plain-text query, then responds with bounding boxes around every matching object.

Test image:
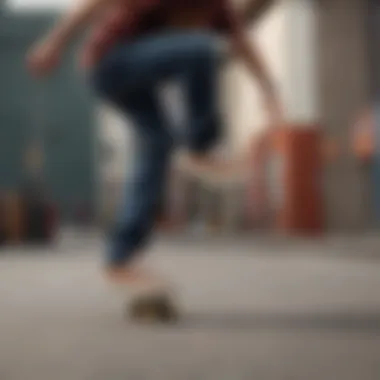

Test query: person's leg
[104,91,173,286]
[165,33,229,172]
[183,36,222,156]
[91,31,224,286]
[93,58,172,285]
[175,35,231,174]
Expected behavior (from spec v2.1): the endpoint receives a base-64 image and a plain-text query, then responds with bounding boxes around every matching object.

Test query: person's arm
[224,2,282,127]
[27,0,133,75]
[231,27,276,100]
[43,0,124,49]
[223,1,274,98]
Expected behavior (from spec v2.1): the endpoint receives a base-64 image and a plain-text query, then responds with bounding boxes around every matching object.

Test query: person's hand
[27,38,62,77]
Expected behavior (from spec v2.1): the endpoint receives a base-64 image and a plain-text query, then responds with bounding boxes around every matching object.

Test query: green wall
[0,12,96,220]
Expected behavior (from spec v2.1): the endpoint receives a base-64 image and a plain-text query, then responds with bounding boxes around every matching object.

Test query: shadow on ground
[178,311,380,332]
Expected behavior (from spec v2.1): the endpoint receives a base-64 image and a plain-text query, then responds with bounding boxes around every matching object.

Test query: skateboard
[127,291,179,323]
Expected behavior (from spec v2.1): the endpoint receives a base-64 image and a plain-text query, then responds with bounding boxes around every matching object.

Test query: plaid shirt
[81,0,238,68]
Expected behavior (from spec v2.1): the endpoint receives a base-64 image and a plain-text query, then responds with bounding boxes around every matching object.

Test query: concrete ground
[0,233,380,380]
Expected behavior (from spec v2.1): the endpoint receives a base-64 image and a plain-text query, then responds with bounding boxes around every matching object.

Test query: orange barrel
[246,126,324,235]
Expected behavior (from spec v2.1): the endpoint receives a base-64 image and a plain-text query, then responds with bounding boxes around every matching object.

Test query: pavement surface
[0,233,380,380]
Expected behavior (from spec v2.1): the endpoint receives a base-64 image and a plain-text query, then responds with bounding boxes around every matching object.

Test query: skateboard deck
[127,291,179,323]
[112,282,179,324]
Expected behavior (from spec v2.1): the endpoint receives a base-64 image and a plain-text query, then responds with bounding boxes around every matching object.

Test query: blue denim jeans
[92,31,223,266]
